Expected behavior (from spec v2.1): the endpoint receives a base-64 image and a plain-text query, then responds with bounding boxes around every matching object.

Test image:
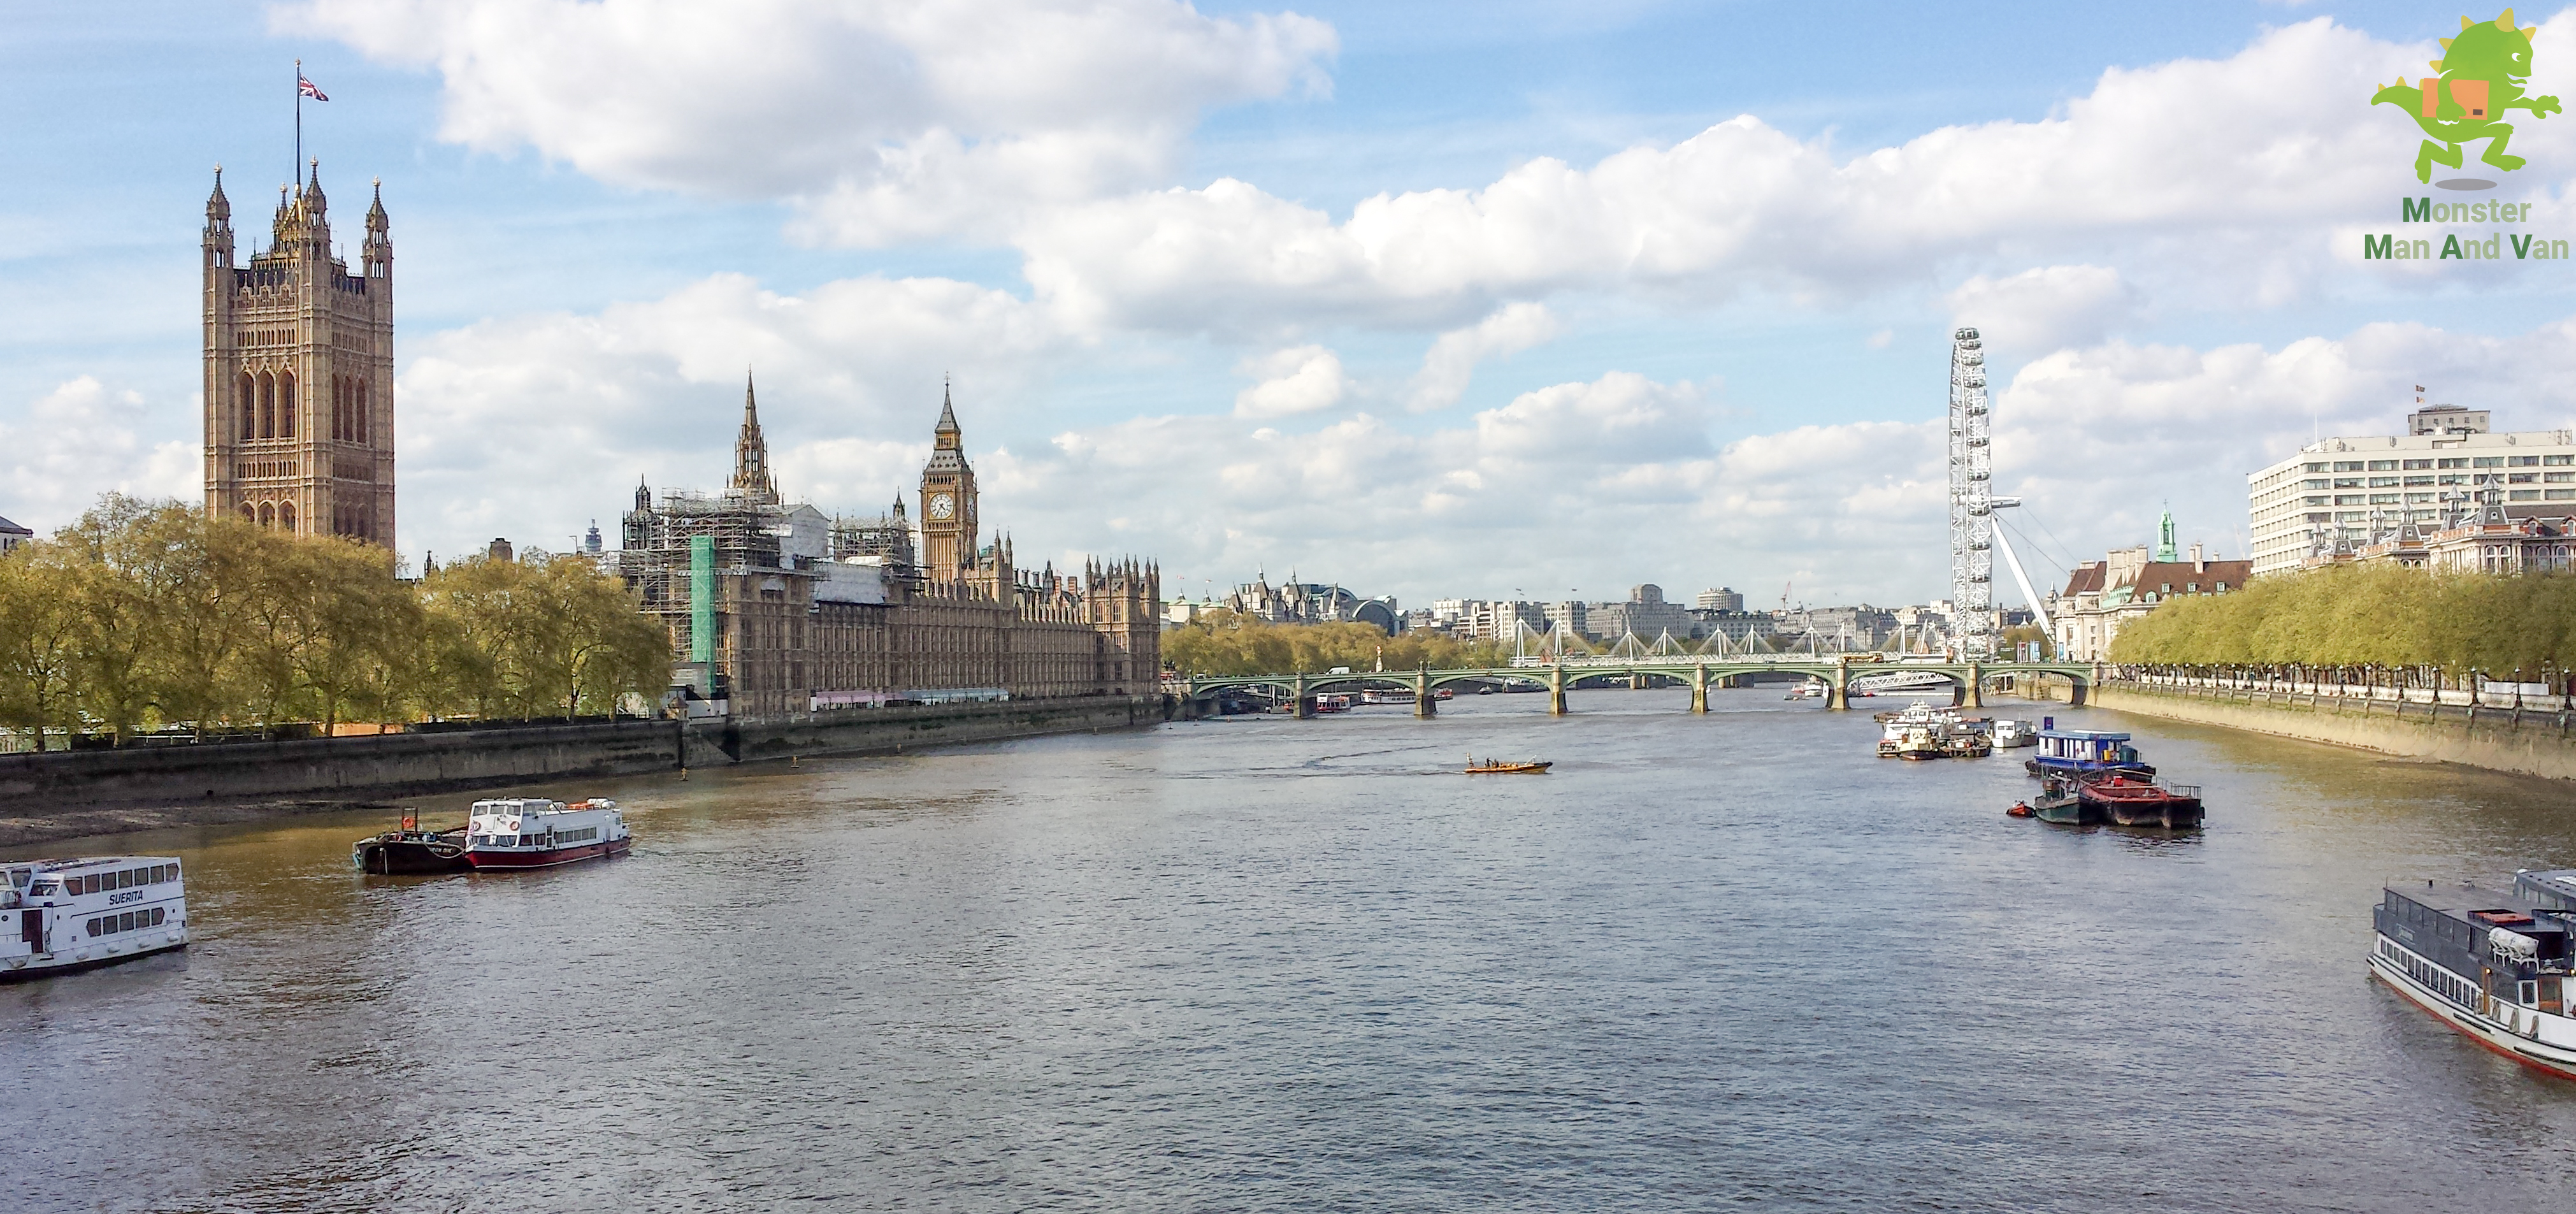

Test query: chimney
[2190,542,2206,574]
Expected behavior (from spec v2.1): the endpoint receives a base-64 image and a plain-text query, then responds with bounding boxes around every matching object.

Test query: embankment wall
[2090,682,2576,781]
[0,695,1169,844]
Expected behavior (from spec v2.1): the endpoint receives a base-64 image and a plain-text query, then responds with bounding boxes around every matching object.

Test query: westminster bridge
[1176,656,2098,718]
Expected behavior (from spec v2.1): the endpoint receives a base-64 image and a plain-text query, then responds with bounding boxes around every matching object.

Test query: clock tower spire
[919,377,977,579]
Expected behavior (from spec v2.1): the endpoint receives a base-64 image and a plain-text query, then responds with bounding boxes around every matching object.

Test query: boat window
[151,907,164,925]
[2522,981,2539,1007]
[118,869,134,889]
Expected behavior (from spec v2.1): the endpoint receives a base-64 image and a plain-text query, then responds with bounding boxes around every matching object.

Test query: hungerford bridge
[1176,630,2097,719]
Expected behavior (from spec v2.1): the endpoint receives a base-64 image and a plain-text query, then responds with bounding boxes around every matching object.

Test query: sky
[8,0,2576,611]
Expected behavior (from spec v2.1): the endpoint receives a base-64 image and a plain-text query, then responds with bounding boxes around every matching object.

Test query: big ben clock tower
[919,383,977,579]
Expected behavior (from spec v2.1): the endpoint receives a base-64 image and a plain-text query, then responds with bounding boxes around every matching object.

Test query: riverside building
[2249,403,2576,577]
[615,380,1160,716]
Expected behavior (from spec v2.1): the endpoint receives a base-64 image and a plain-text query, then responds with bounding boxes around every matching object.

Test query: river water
[8,688,2576,1211]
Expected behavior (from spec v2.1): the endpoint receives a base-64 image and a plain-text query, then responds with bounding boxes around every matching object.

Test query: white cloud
[285,0,1337,244]
[1406,301,1561,412]
[0,377,198,533]
[1232,345,1353,419]
[1016,17,2560,335]
[1946,266,2136,354]
[388,271,1074,561]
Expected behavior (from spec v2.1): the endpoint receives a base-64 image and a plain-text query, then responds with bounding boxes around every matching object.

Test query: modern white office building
[2248,405,2576,577]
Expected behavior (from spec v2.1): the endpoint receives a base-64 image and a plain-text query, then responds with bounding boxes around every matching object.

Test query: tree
[0,543,82,749]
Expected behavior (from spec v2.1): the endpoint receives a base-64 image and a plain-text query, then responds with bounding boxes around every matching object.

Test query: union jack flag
[299,75,328,101]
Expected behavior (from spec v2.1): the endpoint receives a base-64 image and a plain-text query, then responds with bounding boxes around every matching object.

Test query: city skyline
[10,2,2576,606]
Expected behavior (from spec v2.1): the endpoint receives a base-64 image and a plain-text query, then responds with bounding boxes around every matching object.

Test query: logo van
[2370,8,2558,183]
[2363,10,2566,261]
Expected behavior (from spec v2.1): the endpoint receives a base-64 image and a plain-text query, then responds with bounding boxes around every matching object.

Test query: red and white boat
[463,798,632,870]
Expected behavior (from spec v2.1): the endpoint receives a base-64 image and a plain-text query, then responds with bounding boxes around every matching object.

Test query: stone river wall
[2089,681,2576,782]
[0,695,1168,847]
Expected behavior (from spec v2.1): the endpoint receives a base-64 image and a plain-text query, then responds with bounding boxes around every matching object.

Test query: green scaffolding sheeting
[690,533,716,665]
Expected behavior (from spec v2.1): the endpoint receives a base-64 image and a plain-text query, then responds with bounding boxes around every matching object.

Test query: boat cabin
[2378,883,2573,1016]
[2032,729,2143,769]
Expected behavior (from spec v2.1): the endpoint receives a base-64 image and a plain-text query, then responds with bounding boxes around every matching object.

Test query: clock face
[928,493,955,520]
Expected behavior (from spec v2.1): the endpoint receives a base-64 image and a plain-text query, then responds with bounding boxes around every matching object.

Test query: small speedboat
[1466,758,1552,774]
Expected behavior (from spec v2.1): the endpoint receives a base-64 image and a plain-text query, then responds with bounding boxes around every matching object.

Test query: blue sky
[8,1,2576,607]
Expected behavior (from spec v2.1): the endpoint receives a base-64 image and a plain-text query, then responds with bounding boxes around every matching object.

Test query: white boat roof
[8,856,181,872]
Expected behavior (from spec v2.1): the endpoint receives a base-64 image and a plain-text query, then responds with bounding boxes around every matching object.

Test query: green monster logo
[2372,9,2559,182]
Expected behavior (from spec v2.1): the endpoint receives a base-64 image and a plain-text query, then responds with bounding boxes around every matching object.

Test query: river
[7,688,2576,1211]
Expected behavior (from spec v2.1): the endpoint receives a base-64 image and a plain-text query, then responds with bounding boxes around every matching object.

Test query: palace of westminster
[198,166,1160,712]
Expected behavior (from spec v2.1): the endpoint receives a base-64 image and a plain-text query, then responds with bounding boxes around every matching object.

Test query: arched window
[278,372,296,438]
[239,503,255,523]
[278,502,296,533]
[330,376,343,441]
[258,372,275,439]
[237,373,255,440]
[257,502,274,528]
[356,380,369,445]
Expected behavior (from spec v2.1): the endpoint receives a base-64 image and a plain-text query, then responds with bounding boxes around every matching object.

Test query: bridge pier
[1292,674,1314,719]
[1690,665,1709,714]
[1415,668,1436,718]
[1964,663,1984,709]
[1825,670,1848,711]
[1548,664,1569,716]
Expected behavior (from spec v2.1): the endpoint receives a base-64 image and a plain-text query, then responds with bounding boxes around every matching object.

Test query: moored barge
[2371,878,2576,1080]
[353,813,471,874]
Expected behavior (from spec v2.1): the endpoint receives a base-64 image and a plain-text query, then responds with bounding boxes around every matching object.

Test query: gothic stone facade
[618,380,1160,715]
[201,163,396,545]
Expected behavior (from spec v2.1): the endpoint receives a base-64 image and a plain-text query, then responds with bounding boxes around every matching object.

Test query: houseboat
[1992,719,2039,748]
[2371,879,2576,1081]
[1,856,189,981]
[463,798,633,870]
[2024,727,2154,780]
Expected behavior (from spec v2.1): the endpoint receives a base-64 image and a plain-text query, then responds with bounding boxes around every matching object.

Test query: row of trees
[0,496,672,748]
[1163,611,1512,676]
[2106,563,2576,681]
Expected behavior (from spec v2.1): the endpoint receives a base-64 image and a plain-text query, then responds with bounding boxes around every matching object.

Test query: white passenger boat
[463,798,632,870]
[1,856,190,981]
[2372,873,2576,1081]
[1991,719,2039,748]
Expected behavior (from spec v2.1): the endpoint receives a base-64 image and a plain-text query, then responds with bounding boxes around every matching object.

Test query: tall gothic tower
[917,382,977,580]
[203,161,395,545]
[730,372,779,504]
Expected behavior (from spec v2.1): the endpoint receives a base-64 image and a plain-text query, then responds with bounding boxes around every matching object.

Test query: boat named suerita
[2,856,190,981]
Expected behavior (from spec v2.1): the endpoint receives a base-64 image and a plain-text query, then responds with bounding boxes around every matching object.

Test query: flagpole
[294,59,302,189]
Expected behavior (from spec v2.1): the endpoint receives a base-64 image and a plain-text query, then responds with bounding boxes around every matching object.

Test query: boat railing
[2159,783,2201,798]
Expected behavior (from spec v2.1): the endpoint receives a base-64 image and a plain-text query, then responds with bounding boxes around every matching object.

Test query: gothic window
[331,375,344,441]
[257,502,274,528]
[357,380,368,444]
[279,372,296,437]
[239,503,255,523]
[258,372,275,439]
[237,373,255,440]
[279,502,296,532]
